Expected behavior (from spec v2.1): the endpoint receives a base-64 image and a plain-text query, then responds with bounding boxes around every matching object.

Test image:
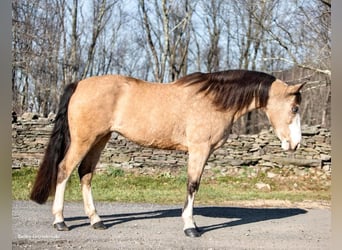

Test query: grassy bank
[12,166,330,205]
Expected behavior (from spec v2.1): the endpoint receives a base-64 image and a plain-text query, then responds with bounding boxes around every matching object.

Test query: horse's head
[264,80,306,151]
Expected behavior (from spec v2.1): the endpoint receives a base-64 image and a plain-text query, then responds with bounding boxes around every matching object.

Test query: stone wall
[12,115,331,172]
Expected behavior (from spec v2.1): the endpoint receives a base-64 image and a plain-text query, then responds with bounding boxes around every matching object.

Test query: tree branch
[264,57,331,77]
[319,0,331,8]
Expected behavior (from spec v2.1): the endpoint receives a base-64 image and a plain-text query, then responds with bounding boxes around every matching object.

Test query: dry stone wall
[12,114,331,172]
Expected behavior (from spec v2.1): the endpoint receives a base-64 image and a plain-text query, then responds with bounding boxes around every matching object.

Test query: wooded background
[12,0,331,133]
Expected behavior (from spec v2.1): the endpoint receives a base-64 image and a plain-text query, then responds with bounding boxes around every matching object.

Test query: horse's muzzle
[281,140,300,151]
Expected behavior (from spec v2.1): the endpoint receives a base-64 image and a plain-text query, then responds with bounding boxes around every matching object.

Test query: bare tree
[139,0,194,82]
[81,0,116,78]
[263,0,331,127]
[167,0,193,81]
[12,0,38,114]
[12,0,64,116]
[12,0,330,129]
[139,0,162,81]
[200,0,223,72]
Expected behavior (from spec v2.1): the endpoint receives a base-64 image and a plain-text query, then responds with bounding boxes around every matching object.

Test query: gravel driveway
[12,201,330,249]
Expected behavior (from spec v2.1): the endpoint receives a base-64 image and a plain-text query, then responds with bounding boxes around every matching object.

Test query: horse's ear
[289,82,307,94]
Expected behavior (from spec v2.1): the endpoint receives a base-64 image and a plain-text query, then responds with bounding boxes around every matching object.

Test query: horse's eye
[291,106,299,114]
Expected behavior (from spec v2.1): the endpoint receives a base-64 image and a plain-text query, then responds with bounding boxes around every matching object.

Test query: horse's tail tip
[30,198,47,205]
[29,191,49,205]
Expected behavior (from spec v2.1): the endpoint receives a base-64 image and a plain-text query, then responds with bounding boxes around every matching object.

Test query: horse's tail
[30,82,78,204]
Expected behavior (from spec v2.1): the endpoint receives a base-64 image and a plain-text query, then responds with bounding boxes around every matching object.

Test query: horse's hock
[12,113,331,174]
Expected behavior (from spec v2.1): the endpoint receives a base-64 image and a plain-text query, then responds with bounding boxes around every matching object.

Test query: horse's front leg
[182,144,211,237]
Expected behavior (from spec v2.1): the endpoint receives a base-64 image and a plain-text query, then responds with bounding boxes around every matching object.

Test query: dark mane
[176,70,276,112]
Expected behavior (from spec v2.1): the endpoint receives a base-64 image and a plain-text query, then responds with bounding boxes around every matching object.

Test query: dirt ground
[12,200,330,249]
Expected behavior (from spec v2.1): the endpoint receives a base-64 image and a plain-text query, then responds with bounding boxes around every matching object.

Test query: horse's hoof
[53,221,69,231]
[184,227,201,237]
[92,221,107,230]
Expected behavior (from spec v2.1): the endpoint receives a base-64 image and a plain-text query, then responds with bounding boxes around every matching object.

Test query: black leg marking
[184,227,201,237]
[188,180,199,195]
[92,221,107,230]
[54,221,69,231]
[183,181,202,237]
[183,180,199,209]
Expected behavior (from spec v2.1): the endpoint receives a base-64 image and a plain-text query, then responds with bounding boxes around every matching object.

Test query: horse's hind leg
[78,133,111,229]
[52,140,92,230]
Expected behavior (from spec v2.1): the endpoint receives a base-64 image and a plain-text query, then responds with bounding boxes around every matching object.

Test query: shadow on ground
[64,206,307,235]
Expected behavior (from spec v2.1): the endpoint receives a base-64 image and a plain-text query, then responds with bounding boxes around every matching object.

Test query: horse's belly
[114,125,188,151]
[134,137,188,151]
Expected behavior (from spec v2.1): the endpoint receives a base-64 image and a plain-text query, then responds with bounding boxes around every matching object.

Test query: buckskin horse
[30,70,305,237]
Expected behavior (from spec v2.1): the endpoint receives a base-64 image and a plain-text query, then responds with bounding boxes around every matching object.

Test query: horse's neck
[232,98,260,122]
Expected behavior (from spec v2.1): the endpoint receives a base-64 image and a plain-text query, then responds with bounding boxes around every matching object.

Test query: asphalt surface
[12,201,331,249]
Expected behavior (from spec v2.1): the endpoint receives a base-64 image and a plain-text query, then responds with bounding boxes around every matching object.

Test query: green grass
[12,166,330,205]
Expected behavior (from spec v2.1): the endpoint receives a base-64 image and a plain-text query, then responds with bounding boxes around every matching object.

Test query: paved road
[12,201,330,249]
